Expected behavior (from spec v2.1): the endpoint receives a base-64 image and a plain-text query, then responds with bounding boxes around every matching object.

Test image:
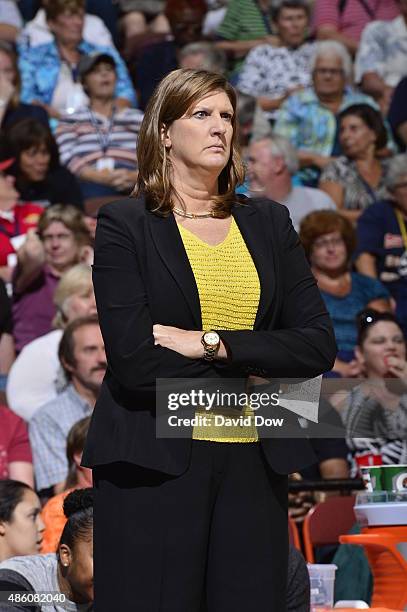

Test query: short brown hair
[134,68,245,217]
[65,416,91,489]
[58,314,99,378]
[299,210,356,263]
[38,204,91,248]
[44,0,85,21]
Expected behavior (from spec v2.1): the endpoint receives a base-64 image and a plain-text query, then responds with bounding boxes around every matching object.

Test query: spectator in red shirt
[0,405,33,487]
[0,158,43,283]
[313,0,399,55]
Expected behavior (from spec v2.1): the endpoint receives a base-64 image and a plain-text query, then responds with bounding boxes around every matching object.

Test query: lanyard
[88,106,116,156]
[395,209,407,250]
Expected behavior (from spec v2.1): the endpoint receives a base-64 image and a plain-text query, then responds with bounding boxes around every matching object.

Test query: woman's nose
[210,114,227,134]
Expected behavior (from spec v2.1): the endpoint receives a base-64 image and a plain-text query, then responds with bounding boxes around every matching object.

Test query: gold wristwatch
[201,331,220,361]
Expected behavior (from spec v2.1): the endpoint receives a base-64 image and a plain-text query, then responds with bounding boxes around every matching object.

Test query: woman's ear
[355,346,364,366]
[161,124,171,149]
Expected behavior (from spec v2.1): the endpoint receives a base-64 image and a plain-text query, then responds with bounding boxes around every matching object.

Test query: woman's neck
[313,267,348,283]
[171,167,220,213]
[57,565,75,602]
[90,98,115,117]
[58,42,79,64]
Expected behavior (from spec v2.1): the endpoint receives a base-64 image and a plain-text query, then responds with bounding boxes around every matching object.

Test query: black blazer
[82,195,337,475]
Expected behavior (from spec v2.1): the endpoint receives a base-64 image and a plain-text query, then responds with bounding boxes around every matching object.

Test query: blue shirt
[356,199,407,331]
[28,385,92,490]
[321,272,389,352]
[18,39,136,107]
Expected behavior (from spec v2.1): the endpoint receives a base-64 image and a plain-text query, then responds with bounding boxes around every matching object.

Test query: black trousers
[93,441,288,611]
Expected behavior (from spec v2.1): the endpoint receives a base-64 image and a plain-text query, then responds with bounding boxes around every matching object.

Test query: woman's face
[0,490,44,560]
[310,231,347,274]
[84,62,116,100]
[0,50,16,85]
[48,10,84,48]
[64,286,97,322]
[62,537,93,603]
[276,6,308,48]
[42,221,82,271]
[339,114,377,158]
[164,90,234,179]
[19,143,51,182]
[357,321,406,377]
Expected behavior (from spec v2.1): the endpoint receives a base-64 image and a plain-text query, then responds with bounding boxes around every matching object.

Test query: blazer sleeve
[92,203,217,393]
[217,205,337,378]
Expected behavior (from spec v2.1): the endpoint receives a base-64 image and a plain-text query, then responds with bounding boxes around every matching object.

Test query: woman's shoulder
[238,196,289,220]
[351,271,388,294]
[99,195,147,219]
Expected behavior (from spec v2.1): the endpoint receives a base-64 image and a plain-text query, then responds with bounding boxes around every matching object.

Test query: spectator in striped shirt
[56,52,144,200]
[332,309,407,469]
[313,0,399,55]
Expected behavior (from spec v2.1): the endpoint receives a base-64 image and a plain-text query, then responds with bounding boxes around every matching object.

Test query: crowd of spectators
[1,0,407,608]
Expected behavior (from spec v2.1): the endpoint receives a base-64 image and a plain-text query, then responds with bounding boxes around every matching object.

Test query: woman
[274,40,377,187]
[0,480,44,562]
[56,52,143,199]
[18,0,135,118]
[299,210,390,377]
[355,154,407,336]
[0,488,93,611]
[319,104,390,222]
[0,157,43,284]
[41,417,92,554]
[82,68,336,610]
[335,309,407,467]
[12,205,92,352]
[3,118,83,209]
[0,41,48,131]
[7,264,96,420]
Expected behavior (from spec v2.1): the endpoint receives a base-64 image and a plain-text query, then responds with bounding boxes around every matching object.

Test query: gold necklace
[173,207,216,219]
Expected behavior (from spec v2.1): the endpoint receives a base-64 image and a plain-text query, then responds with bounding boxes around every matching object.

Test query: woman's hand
[153,325,228,360]
[385,356,407,380]
[153,325,204,359]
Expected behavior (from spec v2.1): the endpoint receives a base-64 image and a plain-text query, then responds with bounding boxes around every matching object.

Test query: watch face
[204,331,220,346]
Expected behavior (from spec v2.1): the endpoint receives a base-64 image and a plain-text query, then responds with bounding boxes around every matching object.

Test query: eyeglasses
[313,68,344,77]
[313,236,344,249]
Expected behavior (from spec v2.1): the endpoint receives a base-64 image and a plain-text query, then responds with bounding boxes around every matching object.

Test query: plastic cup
[360,466,383,492]
[308,563,337,611]
[381,464,407,492]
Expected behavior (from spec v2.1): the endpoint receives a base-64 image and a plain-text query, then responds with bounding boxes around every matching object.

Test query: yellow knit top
[177,217,260,442]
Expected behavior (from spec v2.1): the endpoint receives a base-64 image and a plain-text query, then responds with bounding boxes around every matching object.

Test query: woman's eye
[194,111,208,119]
[222,113,232,121]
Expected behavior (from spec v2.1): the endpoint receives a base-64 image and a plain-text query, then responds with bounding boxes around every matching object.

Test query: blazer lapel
[232,201,275,329]
[148,211,202,329]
